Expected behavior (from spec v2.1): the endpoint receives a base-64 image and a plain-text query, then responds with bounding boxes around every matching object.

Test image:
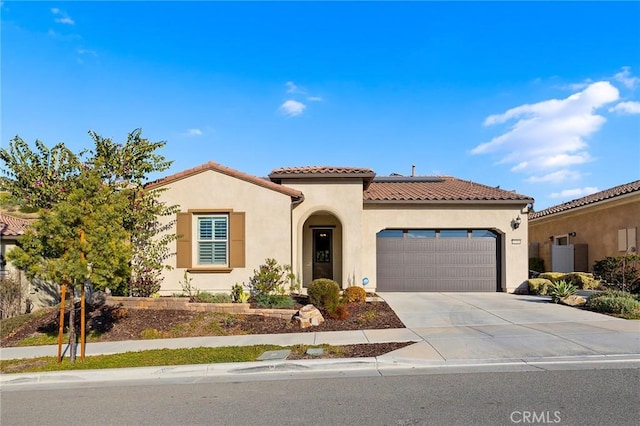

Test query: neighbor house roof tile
[529,180,640,220]
[364,176,533,203]
[0,214,33,237]
[145,161,303,198]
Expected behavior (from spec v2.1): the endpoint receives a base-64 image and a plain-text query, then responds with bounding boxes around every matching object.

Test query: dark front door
[313,229,333,280]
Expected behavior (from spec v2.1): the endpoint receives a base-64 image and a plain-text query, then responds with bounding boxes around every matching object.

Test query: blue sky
[2,1,639,210]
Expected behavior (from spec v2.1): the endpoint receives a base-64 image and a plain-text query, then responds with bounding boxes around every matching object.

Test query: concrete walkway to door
[377,292,640,362]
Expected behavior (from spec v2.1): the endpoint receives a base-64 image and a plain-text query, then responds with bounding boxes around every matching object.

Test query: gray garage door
[376,229,499,292]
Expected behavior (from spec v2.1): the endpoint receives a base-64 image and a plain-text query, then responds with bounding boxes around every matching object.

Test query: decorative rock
[293,304,325,329]
[560,295,587,307]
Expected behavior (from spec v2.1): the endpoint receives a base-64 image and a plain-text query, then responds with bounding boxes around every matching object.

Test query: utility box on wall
[551,244,588,272]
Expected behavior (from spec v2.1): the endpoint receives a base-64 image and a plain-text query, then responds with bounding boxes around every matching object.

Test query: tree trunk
[68,286,77,362]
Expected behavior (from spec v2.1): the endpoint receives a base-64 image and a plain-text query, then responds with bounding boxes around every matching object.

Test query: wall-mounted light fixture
[549,236,554,242]
[569,232,576,237]
[511,216,521,230]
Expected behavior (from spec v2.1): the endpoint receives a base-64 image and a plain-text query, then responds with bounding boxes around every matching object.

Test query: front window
[197,215,228,265]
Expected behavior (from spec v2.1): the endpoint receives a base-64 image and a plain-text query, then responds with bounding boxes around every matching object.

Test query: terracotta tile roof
[269,166,376,189]
[269,166,375,176]
[529,180,640,220]
[364,176,533,203]
[145,161,303,199]
[0,214,33,237]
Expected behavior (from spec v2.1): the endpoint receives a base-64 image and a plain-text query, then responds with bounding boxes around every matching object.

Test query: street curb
[2,354,639,389]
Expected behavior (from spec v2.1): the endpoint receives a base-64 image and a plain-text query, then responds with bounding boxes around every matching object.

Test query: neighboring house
[0,213,31,280]
[528,181,640,273]
[149,161,533,294]
[1,214,32,314]
[0,213,58,310]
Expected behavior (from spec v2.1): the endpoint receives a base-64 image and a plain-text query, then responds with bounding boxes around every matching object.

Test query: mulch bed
[1,299,407,358]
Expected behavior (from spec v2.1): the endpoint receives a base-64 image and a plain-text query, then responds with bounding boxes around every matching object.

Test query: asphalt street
[2,367,638,425]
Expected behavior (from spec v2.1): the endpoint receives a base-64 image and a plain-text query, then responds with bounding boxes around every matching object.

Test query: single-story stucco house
[528,180,640,273]
[147,161,534,294]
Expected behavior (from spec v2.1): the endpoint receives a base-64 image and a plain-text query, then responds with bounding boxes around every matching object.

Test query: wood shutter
[176,212,192,268]
[229,212,245,268]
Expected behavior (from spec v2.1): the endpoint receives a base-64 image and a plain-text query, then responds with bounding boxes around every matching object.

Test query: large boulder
[293,304,325,329]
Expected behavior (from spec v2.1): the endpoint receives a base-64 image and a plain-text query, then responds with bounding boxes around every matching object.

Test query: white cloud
[472,81,619,182]
[609,101,640,115]
[51,7,75,25]
[307,96,323,102]
[614,66,640,89]
[185,128,203,136]
[550,187,599,199]
[525,170,583,184]
[279,100,306,117]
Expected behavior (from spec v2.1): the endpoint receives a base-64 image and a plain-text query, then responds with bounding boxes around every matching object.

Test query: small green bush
[538,272,567,284]
[586,294,640,318]
[342,286,367,304]
[593,255,639,293]
[548,280,577,303]
[308,279,340,309]
[326,302,349,320]
[588,290,639,301]
[193,292,232,304]
[527,278,553,295]
[248,258,295,298]
[529,257,545,273]
[565,272,600,290]
[231,283,250,303]
[253,294,295,309]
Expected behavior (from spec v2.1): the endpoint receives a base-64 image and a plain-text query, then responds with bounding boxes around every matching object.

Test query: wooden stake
[80,229,86,361]
[57,282,67,363]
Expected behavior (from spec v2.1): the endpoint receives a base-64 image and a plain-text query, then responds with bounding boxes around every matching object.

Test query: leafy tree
[84,129,177,296]
[0,137,80,209]
[1,129,177,360]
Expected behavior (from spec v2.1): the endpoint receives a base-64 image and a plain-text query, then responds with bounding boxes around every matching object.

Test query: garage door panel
[377,232,498,292]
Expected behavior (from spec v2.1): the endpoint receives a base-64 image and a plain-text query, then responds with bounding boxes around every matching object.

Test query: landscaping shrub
[548,280,577,303]
[586,293,640,318]
[538,272,566,284]
[342,286,367,304]
[193,292,232,304]
[231,283,250,303]
[307,279,340,309]
[565,272,600,290]
[592,255,639,293]
[253,294,295,309]
[0,274,24,319]
[326,302,349,320]
[248,258,295,298]
[529,257,545,273]
[527,278,553,295]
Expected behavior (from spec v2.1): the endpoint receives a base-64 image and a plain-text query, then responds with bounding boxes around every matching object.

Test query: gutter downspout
[290,194,305,288]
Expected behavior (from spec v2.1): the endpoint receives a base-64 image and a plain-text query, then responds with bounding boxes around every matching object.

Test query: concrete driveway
[377,292,640,361]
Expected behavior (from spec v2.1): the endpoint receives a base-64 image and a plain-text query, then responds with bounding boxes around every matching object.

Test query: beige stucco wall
[362,203,530,293]
[288,179,365,288]
[156,170,294,294]
[529,193,640,272]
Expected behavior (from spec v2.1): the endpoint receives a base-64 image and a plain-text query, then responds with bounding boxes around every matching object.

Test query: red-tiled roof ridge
[529,180,640,220]
[0,213,33,237]
[269,166,376,190]
[270,166,375,176]
[364,176,533,202]
[145,161,303,198]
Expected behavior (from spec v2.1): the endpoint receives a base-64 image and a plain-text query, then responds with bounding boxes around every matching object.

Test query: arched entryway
[301,212,343,287]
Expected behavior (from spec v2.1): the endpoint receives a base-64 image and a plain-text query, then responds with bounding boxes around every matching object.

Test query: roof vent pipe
[411,165,416,177]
